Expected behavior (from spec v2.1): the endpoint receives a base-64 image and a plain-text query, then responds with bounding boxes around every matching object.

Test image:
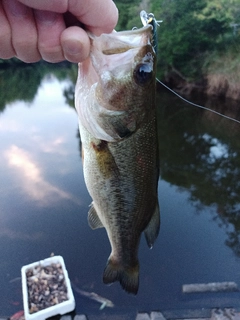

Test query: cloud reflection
[0,119,22,132]
[4,145,81,206]
[0,227,42,240]
[31,135,67,155]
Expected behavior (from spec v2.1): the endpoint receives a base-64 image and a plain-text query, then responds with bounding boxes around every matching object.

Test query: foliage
[1,0,240,84]
[114,0,146,30]
[114,0,240,81]
[151,0,235,80]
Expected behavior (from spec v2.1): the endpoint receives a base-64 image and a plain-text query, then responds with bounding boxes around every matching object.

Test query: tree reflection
[0,64,41,111]
[0,60,77,112]
[62,63,78,108]
[1,62,239,257]
[157,86,240,256]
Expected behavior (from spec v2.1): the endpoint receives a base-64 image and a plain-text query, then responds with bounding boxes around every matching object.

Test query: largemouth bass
[75,24,160,294]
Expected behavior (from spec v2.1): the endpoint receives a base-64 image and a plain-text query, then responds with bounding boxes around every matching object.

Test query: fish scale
[75,23,160,294]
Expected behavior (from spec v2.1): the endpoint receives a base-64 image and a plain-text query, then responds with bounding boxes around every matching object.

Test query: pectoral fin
[88,203,104,229]
[144,201,160,249]
[91,140,119,179]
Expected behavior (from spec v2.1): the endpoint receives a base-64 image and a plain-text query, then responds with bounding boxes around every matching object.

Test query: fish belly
[79,114,159,294]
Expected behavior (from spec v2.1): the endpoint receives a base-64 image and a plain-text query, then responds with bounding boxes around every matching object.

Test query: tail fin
[103,258,139,295]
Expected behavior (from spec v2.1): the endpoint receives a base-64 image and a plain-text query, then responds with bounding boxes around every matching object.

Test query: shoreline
[163,70,240,102]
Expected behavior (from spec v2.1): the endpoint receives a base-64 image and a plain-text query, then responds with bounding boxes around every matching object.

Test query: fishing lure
[139,11,240,124]
[140,10,162,55]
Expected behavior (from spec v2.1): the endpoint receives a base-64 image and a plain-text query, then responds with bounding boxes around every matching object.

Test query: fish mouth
[102,46,136,55]
[87,25,154,81]
[89,25,153,55]
[75,25,155,142]
[78,25,153,88]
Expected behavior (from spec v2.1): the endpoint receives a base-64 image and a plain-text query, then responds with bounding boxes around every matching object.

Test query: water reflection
[0,62,240,316]
[0,61,77,113]
[157,87,240,256]
[4,145,81,206]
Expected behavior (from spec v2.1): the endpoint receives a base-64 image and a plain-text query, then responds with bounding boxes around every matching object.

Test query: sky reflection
[0,73,240,316]
[4,145,81,206]
[0,77,83,231]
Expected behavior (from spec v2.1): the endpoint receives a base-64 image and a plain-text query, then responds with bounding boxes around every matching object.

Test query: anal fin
[144,200,160,249]
[88,203,104,229]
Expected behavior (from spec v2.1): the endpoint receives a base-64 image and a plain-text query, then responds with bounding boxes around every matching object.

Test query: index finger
[17,0,118,35]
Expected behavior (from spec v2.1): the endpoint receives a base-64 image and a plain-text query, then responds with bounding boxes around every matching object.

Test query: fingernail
[64,40,82,55]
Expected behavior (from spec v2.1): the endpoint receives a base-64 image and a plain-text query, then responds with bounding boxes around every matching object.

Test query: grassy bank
[203,40,240,100]
[162,37,240,101]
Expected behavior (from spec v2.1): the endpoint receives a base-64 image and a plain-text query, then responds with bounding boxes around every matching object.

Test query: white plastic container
[21,256,75,320]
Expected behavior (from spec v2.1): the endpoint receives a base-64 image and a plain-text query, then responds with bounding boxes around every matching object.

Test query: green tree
[150,0,234,80]
[114,0,140,31]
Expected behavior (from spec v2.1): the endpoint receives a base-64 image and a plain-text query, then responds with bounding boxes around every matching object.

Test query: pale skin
[0,0,118,63]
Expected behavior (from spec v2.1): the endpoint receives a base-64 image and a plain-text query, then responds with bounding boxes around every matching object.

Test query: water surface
[0,63,240,317]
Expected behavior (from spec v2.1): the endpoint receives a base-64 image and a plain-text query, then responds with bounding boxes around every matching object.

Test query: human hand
[0,0,118,63]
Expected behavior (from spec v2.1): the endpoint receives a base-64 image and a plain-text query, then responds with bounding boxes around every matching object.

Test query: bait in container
[21,255,75,320]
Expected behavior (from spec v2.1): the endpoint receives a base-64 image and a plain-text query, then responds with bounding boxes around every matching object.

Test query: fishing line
[156,77,240,124]
[140,11,239,124]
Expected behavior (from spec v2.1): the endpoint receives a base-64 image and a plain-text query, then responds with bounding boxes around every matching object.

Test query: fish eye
[133,63,153,86]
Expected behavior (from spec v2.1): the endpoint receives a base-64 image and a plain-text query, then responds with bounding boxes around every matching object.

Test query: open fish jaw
[75,25,156,142]
[75,24,160,295]
[90,25,153,55]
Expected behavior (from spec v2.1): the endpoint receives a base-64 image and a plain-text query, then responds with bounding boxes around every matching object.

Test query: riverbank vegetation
[115,0,240,99]
[0,0,239,100]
